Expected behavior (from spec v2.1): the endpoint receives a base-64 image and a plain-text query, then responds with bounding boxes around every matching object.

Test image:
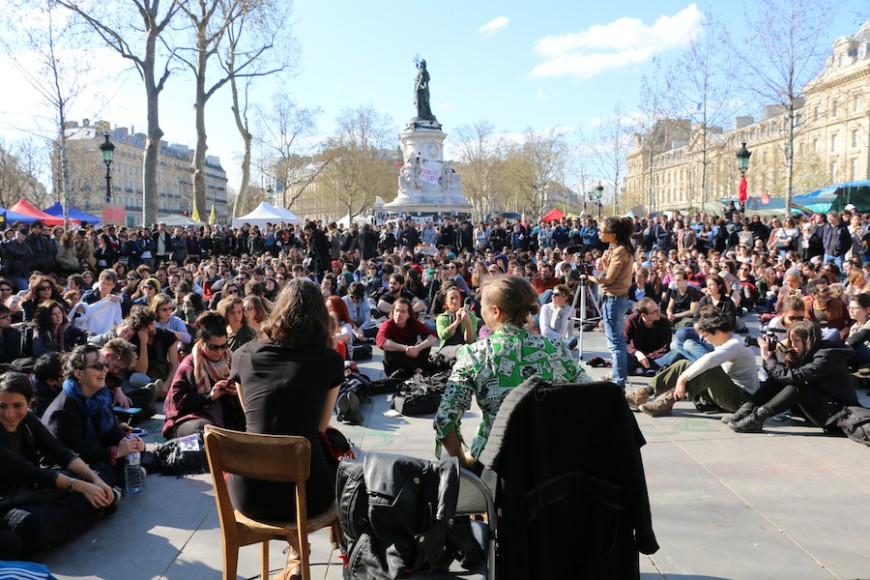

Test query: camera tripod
[564,276,602,361]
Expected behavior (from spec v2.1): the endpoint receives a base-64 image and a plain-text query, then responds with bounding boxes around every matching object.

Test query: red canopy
[541,207,565,223]
[9,199,77,227]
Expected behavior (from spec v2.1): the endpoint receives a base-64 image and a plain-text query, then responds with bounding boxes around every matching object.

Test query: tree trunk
[785,101,795,215]
[142,24,163,227]
[192,51,208,222]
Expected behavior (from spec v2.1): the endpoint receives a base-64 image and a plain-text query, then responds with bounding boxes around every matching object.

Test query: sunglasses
[226,289,239,294]
[205,343,229,351]
[0,314,9,320]
[789,315,805,320]
[552,292,565,297]
[84,361,108,371]
[38,286,53,291]
[0,288,12,293]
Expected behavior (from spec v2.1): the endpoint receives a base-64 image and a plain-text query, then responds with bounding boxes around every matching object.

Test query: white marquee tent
[231,202,297,228]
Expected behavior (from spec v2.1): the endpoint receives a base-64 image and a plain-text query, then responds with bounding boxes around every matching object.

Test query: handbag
[348,342,373,361]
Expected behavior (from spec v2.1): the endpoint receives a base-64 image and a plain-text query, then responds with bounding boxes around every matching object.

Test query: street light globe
[99,134,115,163]
[736,141,751,173]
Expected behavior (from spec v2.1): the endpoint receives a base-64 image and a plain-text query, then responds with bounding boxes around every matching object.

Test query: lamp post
[736,141,751,212]
[596,181,604,220]
[99,134,115,205]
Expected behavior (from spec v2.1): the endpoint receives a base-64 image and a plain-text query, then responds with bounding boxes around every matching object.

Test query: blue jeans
[823,253,844,273]
[602,295,629,388]
[671,327,713,363]
[851,343,870,369]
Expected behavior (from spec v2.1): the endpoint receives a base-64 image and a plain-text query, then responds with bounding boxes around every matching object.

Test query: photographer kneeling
[729,320,858,433]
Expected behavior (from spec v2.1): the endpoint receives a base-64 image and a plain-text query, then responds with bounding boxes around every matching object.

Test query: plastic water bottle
[125,449,143,494]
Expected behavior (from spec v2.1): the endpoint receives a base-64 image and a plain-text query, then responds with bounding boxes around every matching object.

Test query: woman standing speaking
[587,217,636,389]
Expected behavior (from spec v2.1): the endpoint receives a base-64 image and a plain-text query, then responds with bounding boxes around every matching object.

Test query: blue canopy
[43,202,102,224]
[0,208,40,225]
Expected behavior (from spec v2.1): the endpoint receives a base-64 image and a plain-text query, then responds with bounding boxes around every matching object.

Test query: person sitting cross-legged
[627,308,758,417]
[624,298,678,381]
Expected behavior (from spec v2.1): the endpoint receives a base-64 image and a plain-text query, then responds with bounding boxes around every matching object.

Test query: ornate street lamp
[99,134,115,205]
[735,141,751,212]
[736,141,751,176]
[596,182,604,220]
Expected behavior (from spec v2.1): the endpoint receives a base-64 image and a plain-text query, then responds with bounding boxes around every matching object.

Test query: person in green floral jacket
[434,275,590,468]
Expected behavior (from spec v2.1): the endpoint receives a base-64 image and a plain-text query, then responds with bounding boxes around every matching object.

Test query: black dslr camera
[744,327,787,350]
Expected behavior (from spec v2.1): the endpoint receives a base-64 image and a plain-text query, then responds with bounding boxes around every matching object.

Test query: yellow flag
[209,204,216,225]
[192,203,201,222]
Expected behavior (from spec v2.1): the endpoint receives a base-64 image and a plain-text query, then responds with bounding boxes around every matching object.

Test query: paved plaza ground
[35,316,870,580]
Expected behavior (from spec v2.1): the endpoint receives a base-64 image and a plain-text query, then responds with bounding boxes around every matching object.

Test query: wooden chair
[203,425,339,580]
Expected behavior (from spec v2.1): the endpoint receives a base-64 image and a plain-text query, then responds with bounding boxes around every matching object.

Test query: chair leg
[261,541,269,580]
[223,541,239,580]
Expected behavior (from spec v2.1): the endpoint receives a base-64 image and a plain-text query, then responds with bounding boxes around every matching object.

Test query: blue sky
[0,1,866,195]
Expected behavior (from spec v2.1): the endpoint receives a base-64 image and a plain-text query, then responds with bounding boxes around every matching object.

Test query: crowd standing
[1,205,868,570]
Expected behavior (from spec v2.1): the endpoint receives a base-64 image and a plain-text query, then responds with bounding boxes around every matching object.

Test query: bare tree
[728,0,836,212]
[223,1,292,217]
[2,0,93,226]
[636,58,679,213]
[666,15,738,208]
[249,94,322,215]
[319,106,397,221]
[176,0,283,220]
[453,121,508,220]
[0,140,48,208]
[506,128,568,217]
[55,0,185,225]
[594,104,631,215]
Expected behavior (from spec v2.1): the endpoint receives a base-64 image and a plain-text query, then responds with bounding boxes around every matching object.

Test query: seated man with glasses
[162,312,244,439]
[343,282,378,341]
[624,298,677,379]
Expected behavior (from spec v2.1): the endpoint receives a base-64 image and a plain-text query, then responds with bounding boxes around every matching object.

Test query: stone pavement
[36,317,870,580]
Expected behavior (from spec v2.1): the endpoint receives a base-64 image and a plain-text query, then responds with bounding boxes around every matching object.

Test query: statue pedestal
[385,121,472,217]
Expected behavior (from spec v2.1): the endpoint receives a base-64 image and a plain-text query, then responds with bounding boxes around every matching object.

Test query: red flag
[739,176,748,203]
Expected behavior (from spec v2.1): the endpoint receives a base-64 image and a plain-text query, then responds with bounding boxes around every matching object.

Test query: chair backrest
[204,425,311,483]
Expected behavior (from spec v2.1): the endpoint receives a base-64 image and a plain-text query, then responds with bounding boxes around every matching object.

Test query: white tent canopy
[158,214,203,227]
[231,202,294,228]
[269,204,302,224]
[337,213,370,227]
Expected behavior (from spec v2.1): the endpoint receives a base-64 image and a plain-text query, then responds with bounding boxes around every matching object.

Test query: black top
[42,391,125,467]
[0,412,76,498]
[229,341,344,521]
[131,328,177,381]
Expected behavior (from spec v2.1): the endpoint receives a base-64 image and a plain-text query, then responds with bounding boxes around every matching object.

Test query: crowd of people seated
[1,206,869,570]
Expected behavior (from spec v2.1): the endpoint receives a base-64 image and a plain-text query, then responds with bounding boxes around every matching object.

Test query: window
[831,161,838,181]
[853,130,860,148]
[854,95,862,113]
[852,158,859,181]
[813,139,819,155]
[832,99,839,118]
[814,107,819,121]
[831,133,839,152]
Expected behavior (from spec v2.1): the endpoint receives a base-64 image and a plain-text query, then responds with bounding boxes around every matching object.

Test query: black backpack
[833,406,870,446]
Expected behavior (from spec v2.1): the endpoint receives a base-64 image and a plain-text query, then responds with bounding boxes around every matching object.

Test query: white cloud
[536,89,546,100]
[478,16,509,38]
[532,4,704,80]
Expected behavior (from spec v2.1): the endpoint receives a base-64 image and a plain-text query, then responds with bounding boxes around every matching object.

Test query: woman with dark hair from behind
[0,372,117,558]
[586,216,635,388]
[229,278,344,580]
[162,312,243,439]
[731,320,858,433]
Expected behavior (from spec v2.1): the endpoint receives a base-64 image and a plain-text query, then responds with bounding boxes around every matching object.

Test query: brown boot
[639,391,676,417]
[625,387,651,411]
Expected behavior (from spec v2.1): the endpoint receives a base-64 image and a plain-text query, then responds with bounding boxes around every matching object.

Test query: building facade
[60,120,229,226]
[624,20,870,213]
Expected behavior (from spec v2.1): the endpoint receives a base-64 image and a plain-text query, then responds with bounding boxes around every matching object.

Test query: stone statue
[414,59,433,119]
